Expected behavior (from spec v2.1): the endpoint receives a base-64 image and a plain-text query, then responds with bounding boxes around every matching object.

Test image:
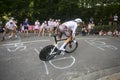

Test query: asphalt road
[0,33,120,80]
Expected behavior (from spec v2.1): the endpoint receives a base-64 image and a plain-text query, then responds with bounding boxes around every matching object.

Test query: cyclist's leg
[1,31,6,41]
[64,30,73,48]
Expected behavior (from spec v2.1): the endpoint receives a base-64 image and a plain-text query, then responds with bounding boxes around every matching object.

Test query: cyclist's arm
[72,25,77,39]
[72,33,75,39]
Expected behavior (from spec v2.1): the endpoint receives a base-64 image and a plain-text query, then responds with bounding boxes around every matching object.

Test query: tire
[39,45,58,61]
[65,40,78,53]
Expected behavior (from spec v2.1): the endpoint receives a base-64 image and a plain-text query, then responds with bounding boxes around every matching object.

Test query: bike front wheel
[65,40,78,53]
[39,45,58,61]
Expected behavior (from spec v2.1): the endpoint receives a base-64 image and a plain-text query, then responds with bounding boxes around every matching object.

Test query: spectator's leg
[1,30,7,41]
[26,30,28,37]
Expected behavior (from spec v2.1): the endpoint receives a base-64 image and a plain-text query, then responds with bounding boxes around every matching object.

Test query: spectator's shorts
[5,28,15,33]
[24,26,28,30]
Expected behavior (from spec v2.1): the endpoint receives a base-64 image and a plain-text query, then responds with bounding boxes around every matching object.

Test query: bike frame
[52,35,72,52]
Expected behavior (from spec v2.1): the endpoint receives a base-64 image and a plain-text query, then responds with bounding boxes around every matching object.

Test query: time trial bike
[39,34,78,61]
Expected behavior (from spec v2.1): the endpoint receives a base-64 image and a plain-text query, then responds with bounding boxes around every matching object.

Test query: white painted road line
[49,56,75,69]
[85,40,105,51]
[34,48,40,54]
[85,39,118,51]
[43,61,49,75]
[34,48,49,75]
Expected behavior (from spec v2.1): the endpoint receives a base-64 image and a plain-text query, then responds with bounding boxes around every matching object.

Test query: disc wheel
[39,45,58,61]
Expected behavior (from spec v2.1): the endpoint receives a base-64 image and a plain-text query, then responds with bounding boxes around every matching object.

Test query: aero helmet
[74,18,82,23]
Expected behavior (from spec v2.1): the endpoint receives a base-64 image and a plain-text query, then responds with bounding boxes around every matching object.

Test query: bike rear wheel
[39,45,58,61]
[65,40,78,53]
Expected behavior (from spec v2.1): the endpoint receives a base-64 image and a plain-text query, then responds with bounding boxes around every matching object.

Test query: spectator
[99,30,104,36]
[81,26,87,36]
[1,18,17,41]
[34,20,40,35]
[113,14,118,27]
[113,29,119,37]
[54,19,61,34]
[108,15,113,26]
[20,23,24,32]
[50,19,55,35]
[81,21,87,36]
[98,19,103,26]
[52,19,57,34]
[107,30,112,36]
[38,21,47,36]
[56,19,61,34]
[90,17,94,23]
[48,18,53,36]
[23,18,29,37]
[87,22,95,35]
[0,23,4,33]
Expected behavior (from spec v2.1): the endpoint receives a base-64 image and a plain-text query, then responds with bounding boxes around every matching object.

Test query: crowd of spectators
[0,14,120,41]
[19,18,61,37]
[81,14,120,37]
[0,18,61,41]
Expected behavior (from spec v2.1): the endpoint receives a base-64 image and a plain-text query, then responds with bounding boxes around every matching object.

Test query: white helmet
[74,18,82,23]
[9,20,13,23]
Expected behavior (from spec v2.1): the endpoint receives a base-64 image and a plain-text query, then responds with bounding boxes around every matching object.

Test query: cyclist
[1,18,17,41]
[58,18,82,40]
